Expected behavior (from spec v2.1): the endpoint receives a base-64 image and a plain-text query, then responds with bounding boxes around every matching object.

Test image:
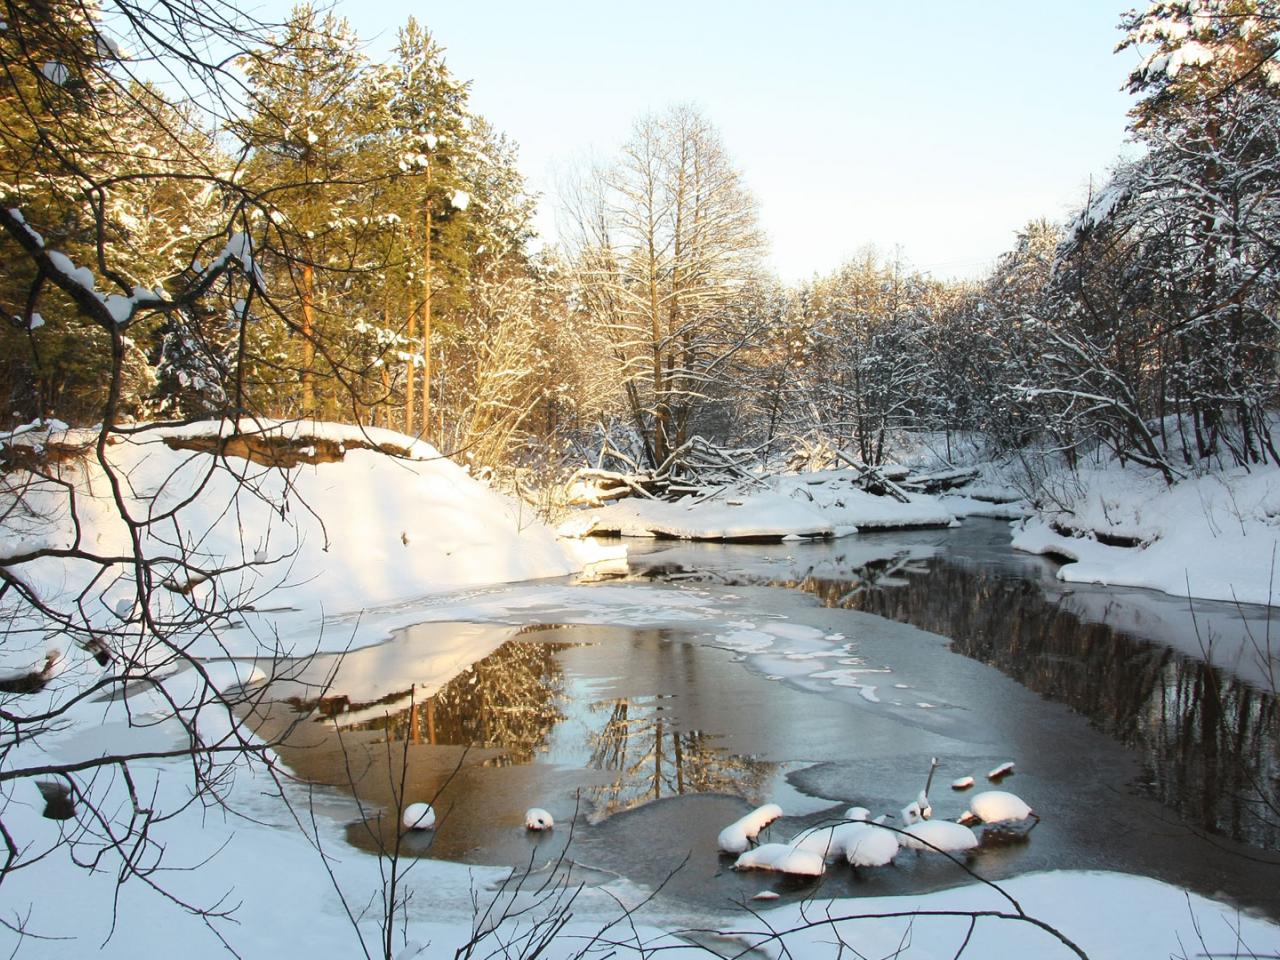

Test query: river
[256,519,1280,922]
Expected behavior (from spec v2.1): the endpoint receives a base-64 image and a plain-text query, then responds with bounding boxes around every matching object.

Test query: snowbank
[1012,463,1280,606]
[0,418,623,662]
[572,470,956,542]
[713,870,1280,960]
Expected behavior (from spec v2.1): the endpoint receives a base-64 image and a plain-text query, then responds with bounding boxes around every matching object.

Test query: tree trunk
[405,290,416,435]
[421,188,432,441]
[301,262,315,416]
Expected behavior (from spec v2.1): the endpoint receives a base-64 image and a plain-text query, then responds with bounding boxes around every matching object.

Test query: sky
[256,1,1143,282]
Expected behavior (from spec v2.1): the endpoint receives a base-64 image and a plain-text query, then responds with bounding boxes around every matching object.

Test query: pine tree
[384,19,534,439]
[0,2,231,422]
[231,4,389,420]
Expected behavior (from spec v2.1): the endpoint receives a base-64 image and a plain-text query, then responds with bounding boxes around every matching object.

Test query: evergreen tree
[231,4,389,420]
[384,19,535,439]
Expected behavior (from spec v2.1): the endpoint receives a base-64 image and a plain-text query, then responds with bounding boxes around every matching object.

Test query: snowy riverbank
[4,422,1279,958]
[566,467,1012,541]
[6,572,1279,959]
[566,437,1280,610]
[1011,460,1280,608]
[0,418,623,664]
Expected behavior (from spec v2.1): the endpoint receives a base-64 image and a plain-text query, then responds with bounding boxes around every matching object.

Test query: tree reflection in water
[586,696,773,819]
[278,623,776,827]
[788,554,1280,849]
[298,626,573,765]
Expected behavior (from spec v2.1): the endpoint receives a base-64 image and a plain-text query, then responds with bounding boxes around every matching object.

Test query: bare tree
[564,105,767,470]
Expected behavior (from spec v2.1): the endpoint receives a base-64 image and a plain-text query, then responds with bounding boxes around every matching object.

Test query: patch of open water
[253,520,1280,920]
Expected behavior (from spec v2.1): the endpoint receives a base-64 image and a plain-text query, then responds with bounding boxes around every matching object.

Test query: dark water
[830,564,1280,851]
[627,521,1280,853]
[258,521,1280,920]
[256,623,795,868]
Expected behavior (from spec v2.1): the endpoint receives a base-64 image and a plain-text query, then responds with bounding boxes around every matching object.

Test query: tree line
[3,1,1278,484]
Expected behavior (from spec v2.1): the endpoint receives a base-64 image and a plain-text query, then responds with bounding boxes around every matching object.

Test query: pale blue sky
[257,1,1142,281]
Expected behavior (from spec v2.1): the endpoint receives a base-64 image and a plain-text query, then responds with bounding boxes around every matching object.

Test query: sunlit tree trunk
[301,262,316,416]
[421,181,433,441]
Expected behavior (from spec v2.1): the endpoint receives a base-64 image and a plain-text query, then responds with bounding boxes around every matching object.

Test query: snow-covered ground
[1012,461,1280,607]
[0,419,622,665]
[567,433,1280,610]
[6,573,1278,959]
[3,422,1278,958]
[570,470,968,541]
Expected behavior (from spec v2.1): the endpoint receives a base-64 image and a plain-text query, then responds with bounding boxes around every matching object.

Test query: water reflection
[321,631,571,766]
[586,696,772,818]
[257,623,777,861]
[811,560,1280,849]
[632,533,1280,849]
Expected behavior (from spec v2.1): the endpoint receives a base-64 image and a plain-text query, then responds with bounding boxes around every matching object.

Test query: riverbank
[8,568,1280,958]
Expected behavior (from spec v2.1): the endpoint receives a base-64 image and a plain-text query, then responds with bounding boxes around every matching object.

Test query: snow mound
[844,824,900,867]
[734,842,825,876]
[583,490,834,541]
[901,819,979,853]
[574,469,955,542]
[403,802,436,830]
[524,807,554,831]
[0,419,624,663]
[964,790,1034,824]
[1011,463,1280,606]
[718,803,783,853]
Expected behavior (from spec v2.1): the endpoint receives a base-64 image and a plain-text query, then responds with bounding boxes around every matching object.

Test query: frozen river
[256,519,1280,922]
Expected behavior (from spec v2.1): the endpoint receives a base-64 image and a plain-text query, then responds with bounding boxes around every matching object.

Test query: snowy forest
[4,2,1276,485]
[4,2,1280,959]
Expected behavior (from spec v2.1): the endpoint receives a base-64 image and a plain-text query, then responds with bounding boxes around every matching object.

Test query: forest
[3,3,1280,959]
[3,1,1277,490]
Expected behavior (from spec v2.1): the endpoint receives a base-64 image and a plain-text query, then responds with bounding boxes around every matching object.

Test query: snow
[40,60,69,85]
[963,790,1034,824]
[451,189,471,210]
[1069,178,1131,238]
[0,419,624,668]
[900,819,979,853]
[717,871,1279,960]
[6,423,1280,957]
[524,807,554,830]
[46,249,96,291]
[1153,39,1216,78]
[1012,461,1280,606]
[403,802,436,830]
[843,823,900,867]
[1,539,1277,956]
[734,842,825,877]
[95,32,123,59]
[575,470,955,542]
[580,490,836,540]
[717,802,783,853]
[787,817,900,867]
[400,151,431,171]
[900,789,932,825]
